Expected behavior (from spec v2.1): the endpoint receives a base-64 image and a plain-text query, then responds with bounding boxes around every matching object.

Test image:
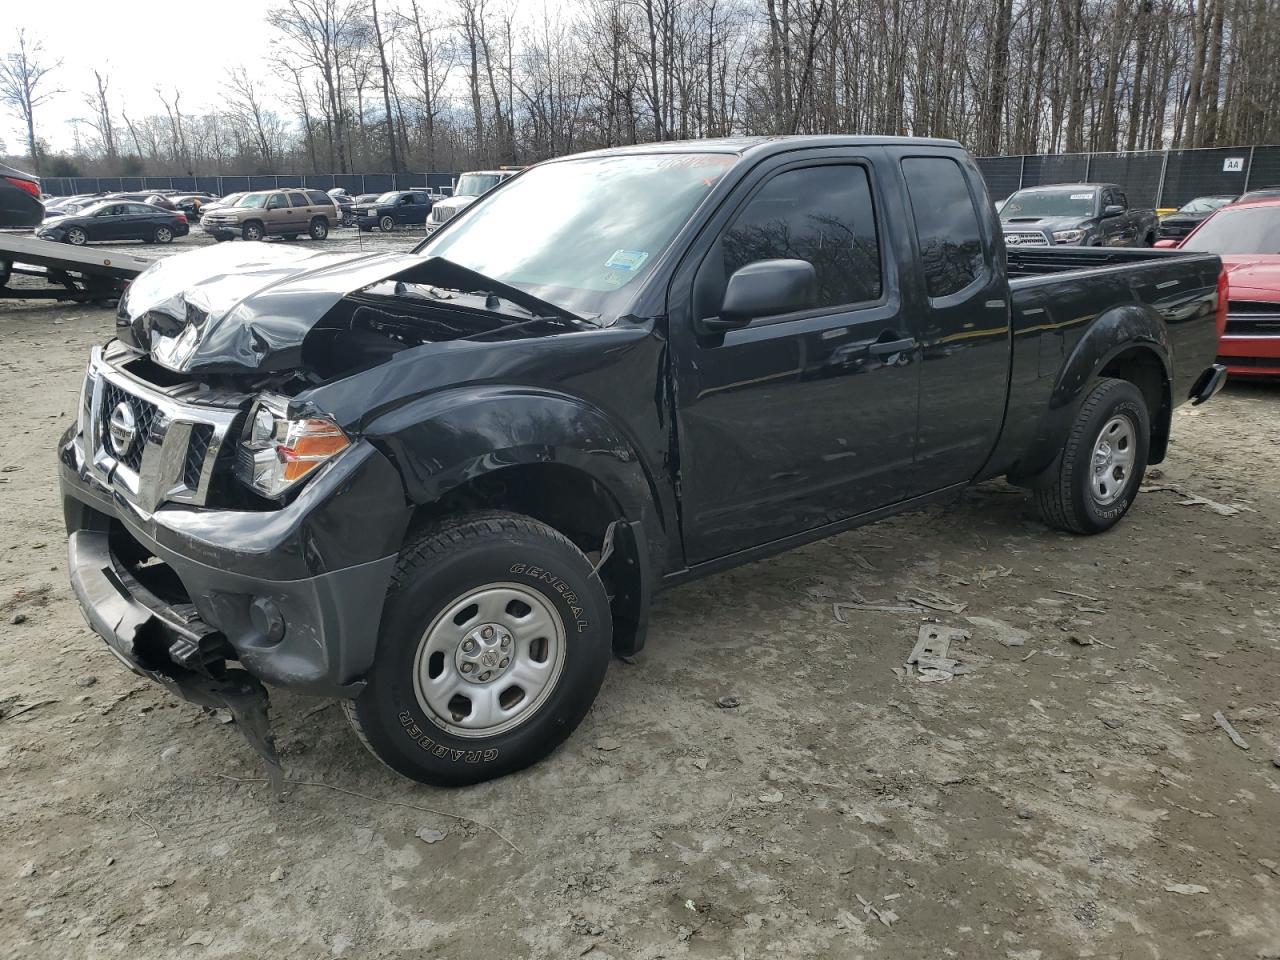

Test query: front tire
[66,227,88,246]
[241,221,264,242]
[380,215,395,232]
[344,512,612,786]
[1035,377,1150,534]
[309,217,328,240]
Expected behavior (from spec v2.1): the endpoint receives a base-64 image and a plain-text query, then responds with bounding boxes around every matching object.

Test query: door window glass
[721,165,882,308]
[288,192,308,207]
[901,157,986,299]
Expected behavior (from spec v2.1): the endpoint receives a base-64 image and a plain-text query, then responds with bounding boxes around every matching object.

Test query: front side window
[422,153,737,317]
[902,157,986,299]
[720,164,882,309]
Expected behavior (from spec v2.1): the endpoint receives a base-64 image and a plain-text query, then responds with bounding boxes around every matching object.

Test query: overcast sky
[3,1,286,154]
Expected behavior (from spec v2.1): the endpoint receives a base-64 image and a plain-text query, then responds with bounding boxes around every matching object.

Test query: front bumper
[61,414,408,699]
[201,222,237,239]
[1218,335,1280,378]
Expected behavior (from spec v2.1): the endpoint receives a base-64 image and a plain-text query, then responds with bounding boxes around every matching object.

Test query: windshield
[1001,189,1096,219]
[237,194,267,208]
[1178,196,1233,214]
[375,191,399,204]
[419,153,736,317]
[453,173,502,197]
[1182,206,1280,255]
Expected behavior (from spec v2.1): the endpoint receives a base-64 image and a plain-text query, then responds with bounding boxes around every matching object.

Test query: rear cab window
[901,157,987,300]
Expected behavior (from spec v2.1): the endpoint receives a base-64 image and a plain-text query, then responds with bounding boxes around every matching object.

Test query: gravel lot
[2,231,1280,959]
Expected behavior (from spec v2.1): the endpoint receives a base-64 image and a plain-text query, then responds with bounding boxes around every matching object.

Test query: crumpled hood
[118,241,425,374]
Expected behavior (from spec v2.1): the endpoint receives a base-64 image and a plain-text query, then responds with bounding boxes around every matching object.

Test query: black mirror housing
[708,259,818,330]
[1103,204,1125,217]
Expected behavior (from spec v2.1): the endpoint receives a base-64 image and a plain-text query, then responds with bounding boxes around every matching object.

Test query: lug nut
[479,671,491,681]
[461,662,474,673]
[500,636,511,649]
[462,639,476,652]
[481,625,495,640]
[499,657,510,668]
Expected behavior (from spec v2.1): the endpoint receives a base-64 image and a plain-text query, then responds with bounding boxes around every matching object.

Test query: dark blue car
[354,190,433,231]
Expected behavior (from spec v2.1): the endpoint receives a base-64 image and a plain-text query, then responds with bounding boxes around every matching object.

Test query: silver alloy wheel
[1090,413,1136,505]
[244,223,262,241]
[412,582,566,738]
[67,228,87,246]
[155,226,172,243]
[311,219,327,239]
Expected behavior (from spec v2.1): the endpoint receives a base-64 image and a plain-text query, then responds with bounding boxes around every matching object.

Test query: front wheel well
[1099,346,1171,462]
[405,463,648,656]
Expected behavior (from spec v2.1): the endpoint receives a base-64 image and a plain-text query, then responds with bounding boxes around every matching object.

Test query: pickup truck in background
[1001,183,1160,248]
[61,137,1227,787]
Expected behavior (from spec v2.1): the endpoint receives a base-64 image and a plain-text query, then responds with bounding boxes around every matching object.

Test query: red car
[1158,197,1280,377]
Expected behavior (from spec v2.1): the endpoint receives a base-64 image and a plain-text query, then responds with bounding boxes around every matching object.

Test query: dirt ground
[2,232,1279,960]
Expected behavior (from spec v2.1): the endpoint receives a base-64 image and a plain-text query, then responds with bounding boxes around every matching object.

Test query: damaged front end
[63,243,597,779]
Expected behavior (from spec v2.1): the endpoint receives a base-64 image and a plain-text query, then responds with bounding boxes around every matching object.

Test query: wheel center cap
[455,622,514,684]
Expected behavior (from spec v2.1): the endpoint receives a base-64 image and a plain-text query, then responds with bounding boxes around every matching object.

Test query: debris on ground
[715,695,741,709]
[10,613,27,625]
[758,790,784,804]
[1144,483,1252,517]
[1213,711,1250,750]
[964,615,1029,647]
[905,624,970,682]
[855,892,898,927]
[899,587,968,614]
[1100,717,1123,730]
[1164,883,1210,895]
[0,698,58,722]
[595,736,621,752]
[183,931,215,947]
[416,827,447,844]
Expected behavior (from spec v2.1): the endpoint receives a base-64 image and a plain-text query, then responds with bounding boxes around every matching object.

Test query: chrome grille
[80,347,243,513]
[1003,231,1049,247]
[1225,301,1280,337]
[430,205,455,224]
[99,380,158,473]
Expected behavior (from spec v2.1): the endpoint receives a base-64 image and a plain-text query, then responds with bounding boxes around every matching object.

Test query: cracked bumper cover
[60,428,410,700]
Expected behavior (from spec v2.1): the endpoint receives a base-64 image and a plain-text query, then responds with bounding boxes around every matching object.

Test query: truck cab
[424,168,521,234]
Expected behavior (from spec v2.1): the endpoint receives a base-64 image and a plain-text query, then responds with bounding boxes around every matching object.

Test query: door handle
[868,337,916,357]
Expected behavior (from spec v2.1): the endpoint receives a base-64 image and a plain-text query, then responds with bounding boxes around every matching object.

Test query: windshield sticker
[1070,193,1092,200]
[605,249,650,272]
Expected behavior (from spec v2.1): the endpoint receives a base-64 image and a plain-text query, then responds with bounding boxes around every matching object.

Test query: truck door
[288,191,311,232]
[669,150,920,563]
[1100,188,1128,246]
[896,153,1011,491]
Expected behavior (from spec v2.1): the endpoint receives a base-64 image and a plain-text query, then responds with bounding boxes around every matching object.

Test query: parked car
[355,189,433,231]
[424,168,520,234]
[198,192,247,217]
[1157,195,1237,241]
[200,188,338,241]
[37,200,188,245]
[1236,186,1280,204]
[62,137,1226,787]
[1000,183,1159,247]
[172,193,218,220]
[0,161,43,228]
[1157,197,1280,378]
[98,192,180,211]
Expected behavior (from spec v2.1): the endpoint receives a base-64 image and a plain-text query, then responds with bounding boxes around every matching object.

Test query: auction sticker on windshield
[1070,193,1092,199]
[605,249,650,272]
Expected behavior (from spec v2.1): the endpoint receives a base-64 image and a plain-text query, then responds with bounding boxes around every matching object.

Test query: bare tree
[0,28,60,171]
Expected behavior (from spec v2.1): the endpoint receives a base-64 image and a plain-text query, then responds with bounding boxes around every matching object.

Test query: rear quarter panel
[987,250,1221,480]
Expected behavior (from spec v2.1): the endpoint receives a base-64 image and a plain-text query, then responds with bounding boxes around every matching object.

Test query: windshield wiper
[386,256,601,328]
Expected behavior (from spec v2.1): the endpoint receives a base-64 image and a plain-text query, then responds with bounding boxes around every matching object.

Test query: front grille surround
[1003,231,1050,247]
[79,346,244,513]
[1224,300,1280,337]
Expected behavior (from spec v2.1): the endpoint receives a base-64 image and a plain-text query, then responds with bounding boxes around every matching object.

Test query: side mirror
[705,259,818,330]
[1153,238,1179,249]
[1103,204,1125,218]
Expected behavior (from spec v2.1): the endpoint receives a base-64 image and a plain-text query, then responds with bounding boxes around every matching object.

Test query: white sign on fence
[1223,157,1245,172]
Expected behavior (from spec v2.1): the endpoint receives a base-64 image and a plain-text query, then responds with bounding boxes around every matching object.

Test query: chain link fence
[977,144,1280,208]
[37,172,460,198]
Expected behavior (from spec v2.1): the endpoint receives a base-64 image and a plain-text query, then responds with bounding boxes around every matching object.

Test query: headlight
[235,395,351,498]
[1053,229,1086,244]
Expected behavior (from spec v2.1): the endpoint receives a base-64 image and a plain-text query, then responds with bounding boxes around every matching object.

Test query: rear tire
[153,225,173,244]
[344,512,612,786]
[1035,377,1150,534]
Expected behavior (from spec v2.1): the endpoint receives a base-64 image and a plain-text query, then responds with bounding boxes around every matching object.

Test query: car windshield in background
[1001,190,1095,218]
[421,153,737,316]
[454,173,502,197]
[1182,206,1280,255]
[1178,197,1234,214]
[237,194,267,208]
[375,192,399,204]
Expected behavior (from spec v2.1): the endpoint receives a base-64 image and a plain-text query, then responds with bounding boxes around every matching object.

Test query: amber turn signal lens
[277,419,350,482]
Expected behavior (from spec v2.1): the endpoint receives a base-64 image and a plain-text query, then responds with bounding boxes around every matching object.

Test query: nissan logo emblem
[108,402,138,458]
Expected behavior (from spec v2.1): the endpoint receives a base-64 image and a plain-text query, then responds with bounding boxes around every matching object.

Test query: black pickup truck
[60,137,1227,786]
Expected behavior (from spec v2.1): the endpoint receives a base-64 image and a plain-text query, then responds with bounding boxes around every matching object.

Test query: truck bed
[1006,245,1207,280]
